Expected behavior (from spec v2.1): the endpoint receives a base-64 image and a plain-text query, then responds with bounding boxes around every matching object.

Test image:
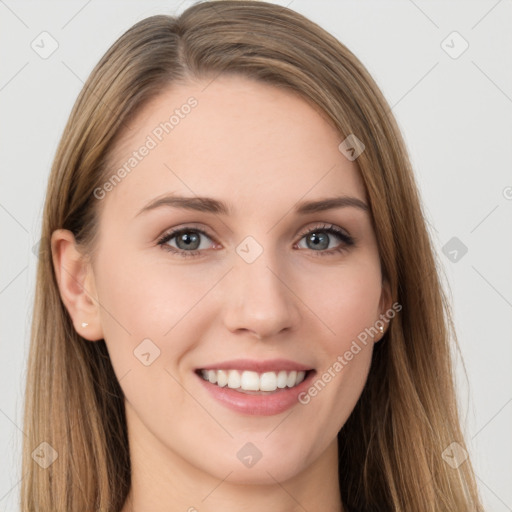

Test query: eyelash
[156,223,356,258]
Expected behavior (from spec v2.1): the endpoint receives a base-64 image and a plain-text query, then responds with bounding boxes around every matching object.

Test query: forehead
[102,75,367,220]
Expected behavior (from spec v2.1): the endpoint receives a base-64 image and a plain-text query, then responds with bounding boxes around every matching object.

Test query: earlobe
[51,229,103,341]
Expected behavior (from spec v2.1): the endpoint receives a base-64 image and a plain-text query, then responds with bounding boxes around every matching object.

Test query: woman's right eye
[157,227,216,258]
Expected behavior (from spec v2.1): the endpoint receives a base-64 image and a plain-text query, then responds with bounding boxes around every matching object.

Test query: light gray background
[1,1,511,510]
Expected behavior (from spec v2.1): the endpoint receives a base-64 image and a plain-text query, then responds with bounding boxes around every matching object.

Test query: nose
[221,251,302,340]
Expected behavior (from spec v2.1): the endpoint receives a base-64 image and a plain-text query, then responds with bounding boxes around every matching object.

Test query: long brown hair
[22,1,485,510]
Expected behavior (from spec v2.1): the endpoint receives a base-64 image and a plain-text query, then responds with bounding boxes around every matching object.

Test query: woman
[22,1,485,510]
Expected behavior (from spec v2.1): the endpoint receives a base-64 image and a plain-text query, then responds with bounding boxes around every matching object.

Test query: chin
[199,443,313,486]
[217,460,306,486]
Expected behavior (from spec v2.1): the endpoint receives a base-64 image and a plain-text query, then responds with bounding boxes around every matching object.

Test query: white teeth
[199,369,307,391]
[227,370,240,389]
[260,372,277,392]
[207,370,217,384]
[216,369,228,387]
[240,371,260,391]
[286,370,297,387]
[277,370,288,388]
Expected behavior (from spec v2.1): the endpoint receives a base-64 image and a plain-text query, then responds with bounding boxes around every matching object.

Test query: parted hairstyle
[22,1,485,510]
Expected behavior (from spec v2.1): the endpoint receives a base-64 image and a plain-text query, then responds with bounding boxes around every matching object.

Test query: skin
[52,75,391,512]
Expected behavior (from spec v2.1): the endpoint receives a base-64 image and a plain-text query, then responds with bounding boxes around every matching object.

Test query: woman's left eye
[157,223,355,258]
[295,223,355,256]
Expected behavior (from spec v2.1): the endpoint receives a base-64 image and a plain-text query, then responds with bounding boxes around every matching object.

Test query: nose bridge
[221,237,301,338]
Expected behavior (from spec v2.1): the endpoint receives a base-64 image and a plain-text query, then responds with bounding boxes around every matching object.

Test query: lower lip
[196,370,316,416]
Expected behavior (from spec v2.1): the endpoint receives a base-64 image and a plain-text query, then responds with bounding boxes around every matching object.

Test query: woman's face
[84,75,390,485]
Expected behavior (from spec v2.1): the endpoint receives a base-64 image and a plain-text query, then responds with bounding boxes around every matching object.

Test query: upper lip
[197,358,313,373]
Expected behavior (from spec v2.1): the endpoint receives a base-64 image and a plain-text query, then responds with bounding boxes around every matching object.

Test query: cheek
[93,244,222,367]
[299,254,383,345]
[294,257,381,416]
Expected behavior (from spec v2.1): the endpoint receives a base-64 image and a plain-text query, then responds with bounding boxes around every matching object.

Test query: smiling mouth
[196,368,313,394]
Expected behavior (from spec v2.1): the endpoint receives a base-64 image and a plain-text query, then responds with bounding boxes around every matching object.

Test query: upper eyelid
[158,224,214,242]
[297,223,349,237]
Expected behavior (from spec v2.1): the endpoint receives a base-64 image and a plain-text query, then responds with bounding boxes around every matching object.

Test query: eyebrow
[135,194,369,218]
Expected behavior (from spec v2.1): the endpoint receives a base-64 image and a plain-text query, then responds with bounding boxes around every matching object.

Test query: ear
[51,229,103,341]
[376,277,393,342]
